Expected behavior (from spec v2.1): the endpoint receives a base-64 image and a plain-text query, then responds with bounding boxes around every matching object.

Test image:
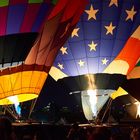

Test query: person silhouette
[0,117,16,140]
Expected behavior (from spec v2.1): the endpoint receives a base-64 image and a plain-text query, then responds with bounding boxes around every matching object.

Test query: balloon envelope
[51,0,140,79]
[0,0,88,105]
[50,0,140,120]
[0,0,55,105]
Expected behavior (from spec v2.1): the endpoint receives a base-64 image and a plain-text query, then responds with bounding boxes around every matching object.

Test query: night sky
[34,74,81,111]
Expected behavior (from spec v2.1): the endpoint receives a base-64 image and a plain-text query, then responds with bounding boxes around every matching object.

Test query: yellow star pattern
[88,41,97,51]
[126,6,137,21]
[109,0,118,7]
[105,22,116,35]
[102,58,109,65]
[78,60,85,67]
[60,47,68,55]
[58,63,64,70]
[71,28,80,38]
[85,5,99,20]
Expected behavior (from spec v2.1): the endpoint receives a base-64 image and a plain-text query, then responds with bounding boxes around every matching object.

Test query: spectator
[88,127,111,140]
[0,117,17,140]
[130,127,140,140]
[67,123,87,140]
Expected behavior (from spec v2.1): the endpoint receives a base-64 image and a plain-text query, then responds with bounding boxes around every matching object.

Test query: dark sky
[34,75,81,110]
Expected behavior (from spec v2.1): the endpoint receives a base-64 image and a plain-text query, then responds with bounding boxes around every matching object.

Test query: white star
[109,0,118,7]
[88,41,97,51]
[78,60,85,67]
[126,6,137,21]
[105,22,116,35]
[102,58,109,65]
[60,47,68,55]
[85,5,99,20]
[58,63,64,70]
[71,28,80,38]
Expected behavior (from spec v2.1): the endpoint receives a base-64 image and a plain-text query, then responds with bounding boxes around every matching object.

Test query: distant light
[135,101,140,118]
[69,91,81,95]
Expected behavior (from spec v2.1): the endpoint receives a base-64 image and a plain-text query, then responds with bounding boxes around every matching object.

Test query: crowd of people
[66,123,140,140]
[0,117,140,140]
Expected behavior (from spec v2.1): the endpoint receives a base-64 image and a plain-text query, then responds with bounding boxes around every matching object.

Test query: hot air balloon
[122,59,140,104]
[50,0,140,122]
[110,59,140,121]
[0,0,56,118]
[0,0,88,119]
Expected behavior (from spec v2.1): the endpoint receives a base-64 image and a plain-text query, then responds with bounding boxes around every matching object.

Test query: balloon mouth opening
[0,94,38,105]
[81,89,115,121]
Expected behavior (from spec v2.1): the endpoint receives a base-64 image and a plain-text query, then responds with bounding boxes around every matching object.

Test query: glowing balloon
[121,59,140,101]
[0,0,55,105]
[50,0,140,120]
[0,1,56,118]
[0,0,87,105]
